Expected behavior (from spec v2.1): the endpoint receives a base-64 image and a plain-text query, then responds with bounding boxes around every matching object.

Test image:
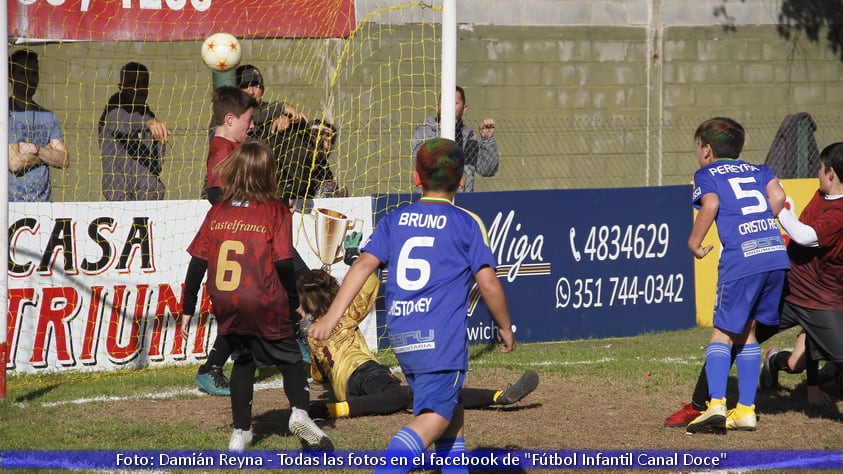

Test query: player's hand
[691,244,713,259]
[179,313,191,342]
[307,318,335,340]
[479,118,496,138]
[146,119,170,142]
[497,326,516,353]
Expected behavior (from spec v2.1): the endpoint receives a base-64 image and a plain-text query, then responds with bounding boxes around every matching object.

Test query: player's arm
[766,177,786,217]
[275,258,300,313]
[778,206,819,247]
[475,265,515,353]
[181,256,208,338]
[309,252,381,340]
[688,192,718,259]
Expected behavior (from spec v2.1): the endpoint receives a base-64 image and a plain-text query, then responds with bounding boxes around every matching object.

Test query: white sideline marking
[15,377,287,409]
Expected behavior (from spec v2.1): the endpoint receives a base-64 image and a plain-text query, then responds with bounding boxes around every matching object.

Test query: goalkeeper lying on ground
[297,267,538,419]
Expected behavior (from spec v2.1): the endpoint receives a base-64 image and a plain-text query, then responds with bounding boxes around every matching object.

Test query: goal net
[6,0,442,374]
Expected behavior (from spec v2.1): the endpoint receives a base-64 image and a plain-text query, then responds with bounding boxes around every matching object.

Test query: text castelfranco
[210,219,267,234]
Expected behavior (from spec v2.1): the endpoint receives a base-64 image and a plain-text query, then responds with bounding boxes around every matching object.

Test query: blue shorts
[713,270,786,335]
[404,370,465,421]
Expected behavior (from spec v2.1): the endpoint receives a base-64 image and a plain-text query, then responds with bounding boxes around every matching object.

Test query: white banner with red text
[7,198,374,374]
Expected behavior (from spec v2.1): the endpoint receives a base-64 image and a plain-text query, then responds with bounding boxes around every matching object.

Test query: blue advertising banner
[372,186,696,346]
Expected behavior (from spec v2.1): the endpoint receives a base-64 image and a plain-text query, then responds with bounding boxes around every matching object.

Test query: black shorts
[225,334,303,368]
[778,301,843,363]
[347,360,402,397]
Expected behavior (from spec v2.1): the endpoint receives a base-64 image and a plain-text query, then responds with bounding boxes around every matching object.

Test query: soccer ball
[201,33,242,72]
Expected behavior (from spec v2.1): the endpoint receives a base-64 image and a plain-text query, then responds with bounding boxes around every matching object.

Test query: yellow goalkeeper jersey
[307,273,380,401]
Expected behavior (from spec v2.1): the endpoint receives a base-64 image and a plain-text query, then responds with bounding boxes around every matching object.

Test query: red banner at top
[9,0,356,41]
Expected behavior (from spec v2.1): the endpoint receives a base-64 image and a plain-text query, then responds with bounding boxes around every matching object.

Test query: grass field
[1,326,842,473]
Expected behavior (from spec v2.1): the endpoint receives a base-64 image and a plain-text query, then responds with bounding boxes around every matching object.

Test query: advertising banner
[372,187,697,346]
[7,198,373,373]
[9,0,356,41]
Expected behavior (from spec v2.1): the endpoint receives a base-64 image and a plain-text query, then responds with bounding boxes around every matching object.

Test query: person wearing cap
[235,64,307,139]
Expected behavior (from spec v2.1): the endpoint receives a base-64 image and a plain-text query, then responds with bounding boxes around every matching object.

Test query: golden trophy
[302,208,362,271]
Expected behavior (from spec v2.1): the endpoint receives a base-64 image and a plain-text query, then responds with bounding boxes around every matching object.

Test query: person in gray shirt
[99,62,170,201]
[411,85,498,192]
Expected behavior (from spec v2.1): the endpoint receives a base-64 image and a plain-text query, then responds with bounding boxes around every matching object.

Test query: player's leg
[195,335,232,396]
[264,337,333,450]
[727,270,784,431]
[312,362,411,418]
[666,320,780,428]
[376,371,464,474]
[687,276,760,434]
[460,370,539,408]
[434,404,467,474]
[228,336,256,451]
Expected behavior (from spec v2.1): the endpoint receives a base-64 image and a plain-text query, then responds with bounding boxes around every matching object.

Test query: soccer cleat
[664,403,702,428]
[195,368,231,396]
[228,429,253,451]
[496,370,540,405]
[726,403,757,431]
[760,346,780,390]
[289,408,334,451]
[686,399,727,434]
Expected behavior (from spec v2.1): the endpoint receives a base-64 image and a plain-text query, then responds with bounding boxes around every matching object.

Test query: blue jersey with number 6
[362,197,496,374]
[692,159,790,283]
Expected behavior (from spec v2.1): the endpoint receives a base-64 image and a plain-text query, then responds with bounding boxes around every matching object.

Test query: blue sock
[435,437,468,474]
[704,342,732,401]
[374,427,424,474]
[735,342,761,406]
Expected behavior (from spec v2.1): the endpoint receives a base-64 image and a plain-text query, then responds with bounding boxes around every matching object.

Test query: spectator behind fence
[99,62,170,201]
[268,119,345,199]
[411,85,498,192]
[8,49,69,202]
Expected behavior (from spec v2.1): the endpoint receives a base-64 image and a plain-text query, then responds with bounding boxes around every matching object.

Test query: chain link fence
[474,114,843,192]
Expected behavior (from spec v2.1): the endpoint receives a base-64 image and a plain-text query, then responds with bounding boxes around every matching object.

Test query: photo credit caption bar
[1,450,840,470]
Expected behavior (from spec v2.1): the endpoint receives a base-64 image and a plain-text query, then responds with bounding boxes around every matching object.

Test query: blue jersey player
[685,117,790,434]
[309,138,516,472]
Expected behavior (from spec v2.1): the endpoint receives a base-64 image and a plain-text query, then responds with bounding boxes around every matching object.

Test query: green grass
[1,326,838,473]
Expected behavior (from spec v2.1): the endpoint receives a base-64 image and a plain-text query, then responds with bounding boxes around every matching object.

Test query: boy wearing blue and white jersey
[309,138,516,473]
[686,117,790,434]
